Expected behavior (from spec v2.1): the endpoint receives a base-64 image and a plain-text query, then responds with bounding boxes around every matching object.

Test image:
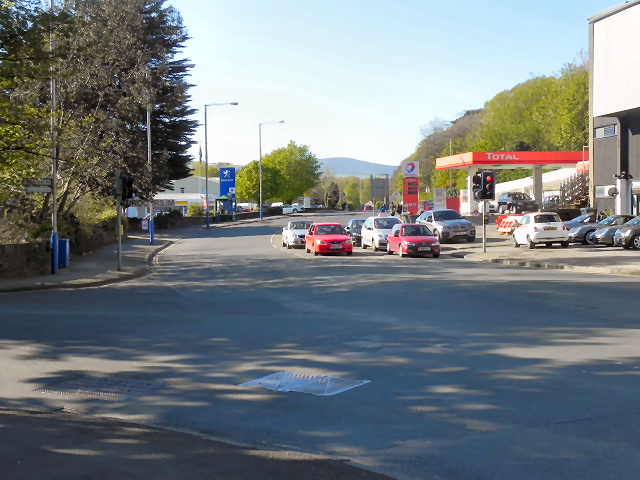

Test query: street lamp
[259,120,284,219]
[204,102,238,227]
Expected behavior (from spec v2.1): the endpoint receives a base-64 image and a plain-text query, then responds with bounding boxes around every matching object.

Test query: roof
[588,0,640,24]
[435,151,585,170]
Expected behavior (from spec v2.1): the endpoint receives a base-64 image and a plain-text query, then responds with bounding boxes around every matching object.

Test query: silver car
[416,209,476,243]
[361,215,401,251]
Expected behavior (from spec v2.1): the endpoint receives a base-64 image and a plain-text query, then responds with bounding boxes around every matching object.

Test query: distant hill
[319,157,397,178]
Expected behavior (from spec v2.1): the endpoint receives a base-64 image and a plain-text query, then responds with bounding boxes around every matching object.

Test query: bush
[188,203,204,217]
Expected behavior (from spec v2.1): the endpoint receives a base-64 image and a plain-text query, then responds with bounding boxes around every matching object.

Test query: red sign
[402,177,420,215]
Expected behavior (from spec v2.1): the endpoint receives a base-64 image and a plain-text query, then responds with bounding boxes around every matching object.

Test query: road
[2,211,640,480]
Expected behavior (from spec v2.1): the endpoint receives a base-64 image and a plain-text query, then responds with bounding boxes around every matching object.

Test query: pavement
[2,219,640,480]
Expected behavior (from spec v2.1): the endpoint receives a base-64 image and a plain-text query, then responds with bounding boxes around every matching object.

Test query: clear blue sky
[167,0,615,167]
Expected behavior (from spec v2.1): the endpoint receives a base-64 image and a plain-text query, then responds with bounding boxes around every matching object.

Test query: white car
[282,204,304,214]
[361,215,402,251]
[281,221,312,248]
[512,212,569,249]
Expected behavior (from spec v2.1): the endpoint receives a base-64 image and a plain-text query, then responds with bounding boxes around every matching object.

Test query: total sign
[220,168,236,198]
[402,161,419,178]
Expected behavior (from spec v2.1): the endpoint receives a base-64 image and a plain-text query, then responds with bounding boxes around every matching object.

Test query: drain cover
[239,371,370,396]
[35,375,163,400]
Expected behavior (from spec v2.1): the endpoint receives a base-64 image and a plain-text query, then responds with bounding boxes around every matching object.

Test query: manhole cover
[239,371,370,396]
[35,375,163,400]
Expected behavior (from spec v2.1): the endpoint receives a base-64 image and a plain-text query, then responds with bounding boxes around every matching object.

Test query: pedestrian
[396,203,402,216]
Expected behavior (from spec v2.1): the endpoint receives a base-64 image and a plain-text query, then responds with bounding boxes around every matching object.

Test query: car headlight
[432,241,440,246]
[378,233,385,239]
[442,225,452,230]
[317,240,327,245]
[405,242,415,247]
[345,239,352,245]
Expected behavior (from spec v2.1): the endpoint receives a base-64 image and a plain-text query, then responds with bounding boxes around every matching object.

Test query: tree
[235,160,281,204]
[262,141,321,203]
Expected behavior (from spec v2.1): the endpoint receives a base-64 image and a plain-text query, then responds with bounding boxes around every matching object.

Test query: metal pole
[50,0,58,274]
[483,199,487,253]
[259,124,263,219]
[147,107,154,245]
[204,105,210,227]
[116,171,122,271]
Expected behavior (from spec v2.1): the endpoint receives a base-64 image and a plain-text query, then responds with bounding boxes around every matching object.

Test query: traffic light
[472,173,482,199]
[481,171,495,200]
[120,173,135,200]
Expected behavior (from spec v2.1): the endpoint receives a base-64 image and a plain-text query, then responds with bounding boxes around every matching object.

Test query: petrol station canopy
[435,151,586,170]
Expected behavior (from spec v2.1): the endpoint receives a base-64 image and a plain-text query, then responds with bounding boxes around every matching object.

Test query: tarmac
[1,219,640,479]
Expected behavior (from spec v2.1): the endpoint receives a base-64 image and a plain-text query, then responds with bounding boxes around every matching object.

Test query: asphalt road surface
[2,211,640,480]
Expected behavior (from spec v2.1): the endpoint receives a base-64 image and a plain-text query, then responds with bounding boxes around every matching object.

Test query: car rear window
[534,214,561,223]
[374,217,401,228]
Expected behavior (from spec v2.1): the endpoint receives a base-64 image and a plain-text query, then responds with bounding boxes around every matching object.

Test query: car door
[361,218,373,246]
[388,225,400,252]
[305,224,316,248]
[513,215,530,243]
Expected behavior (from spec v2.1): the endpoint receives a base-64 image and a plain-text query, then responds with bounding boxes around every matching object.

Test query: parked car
[613,219,640,249]
[361,216,402,251]
[563,213,598,230]
[478,202,497,214]
[497,192,538,214]
[386,223,440,258]
[512,212,569,249]
[589,216,640,246]
[568,214,635,244]
[305,223,353,255]
[415,209,475,243]
[345,218,366,246]
[281,221,313,249]
[282,204,304,214]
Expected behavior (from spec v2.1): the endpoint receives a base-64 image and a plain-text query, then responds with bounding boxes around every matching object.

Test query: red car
[386,223,440,258]
[305,223,353,256]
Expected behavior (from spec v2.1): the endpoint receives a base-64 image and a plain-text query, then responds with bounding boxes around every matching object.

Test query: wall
[0,242,50,279]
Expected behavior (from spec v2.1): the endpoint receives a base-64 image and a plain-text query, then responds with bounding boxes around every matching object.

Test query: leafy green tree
[235,160,281,204]
[549,61,589,150]
[191,160,218,178]
[262,141,321,203]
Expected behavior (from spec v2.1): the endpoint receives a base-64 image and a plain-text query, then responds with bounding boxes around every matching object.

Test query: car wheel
[512,235,520,248]
[631,234,640,250]
[373,242,379,252]
[314,250,318,256]
[347,251,353,256]
[282,239,286,247]
[361,239,368,249]
[499,205,505,214]
[545,242,552,247]
[527,235,535,249]
[305,244,310,253]
[586,232,596,245]
[510,205,517,214]
[292,208,298,213]
[435,230,443,243]
[432,253,440,258]
[581,230,594,245]
[466,235,475,243]
[561,241,569,248]
[286,241,292,249]
[398,247,404,257]
[386,244,393,255]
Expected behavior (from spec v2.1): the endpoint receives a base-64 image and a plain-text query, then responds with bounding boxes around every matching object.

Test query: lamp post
[259,120,284,219]
[204,102,238,227]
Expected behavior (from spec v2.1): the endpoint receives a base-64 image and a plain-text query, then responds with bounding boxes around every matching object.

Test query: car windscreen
[534,214,561,223]
[374,217,401,229]
[624,217,640,226]
[316,225,346,235]
[350,220,364,227]
[401,225,432,236]
[291,222,311,229]
[433,211,462,221]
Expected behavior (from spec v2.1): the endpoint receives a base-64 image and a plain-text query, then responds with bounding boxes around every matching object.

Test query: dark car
[563,213,598,231]
[568,214,635,244]
[497,192,538,214]
[589,216,640,246]
[345,218,366,246]
[613,218,640,249]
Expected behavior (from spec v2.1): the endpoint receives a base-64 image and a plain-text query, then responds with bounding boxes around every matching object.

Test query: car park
[415,209,475,243]
[281,221,313,249]
[361,216,402,251]
[345,218,366,246]
[563,213,598,230]
[282,204,304,214]
[589,216,640,246]
[386,223,440,258]
[613,219,640,249]
[568,214,635,244]
[305,223,353,255]
[497,192,538,214]
[512,212,569,249]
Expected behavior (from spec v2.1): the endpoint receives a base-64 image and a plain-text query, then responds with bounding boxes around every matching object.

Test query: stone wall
[0,242,50,279]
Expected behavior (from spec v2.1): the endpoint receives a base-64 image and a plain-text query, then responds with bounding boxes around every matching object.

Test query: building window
[180,187,185,193]
[594,125,617,139]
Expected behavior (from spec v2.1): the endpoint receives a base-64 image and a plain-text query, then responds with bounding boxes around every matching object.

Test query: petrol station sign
[401,161,420,215]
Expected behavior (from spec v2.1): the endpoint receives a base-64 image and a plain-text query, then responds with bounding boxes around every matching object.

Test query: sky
[166,0,616,167]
